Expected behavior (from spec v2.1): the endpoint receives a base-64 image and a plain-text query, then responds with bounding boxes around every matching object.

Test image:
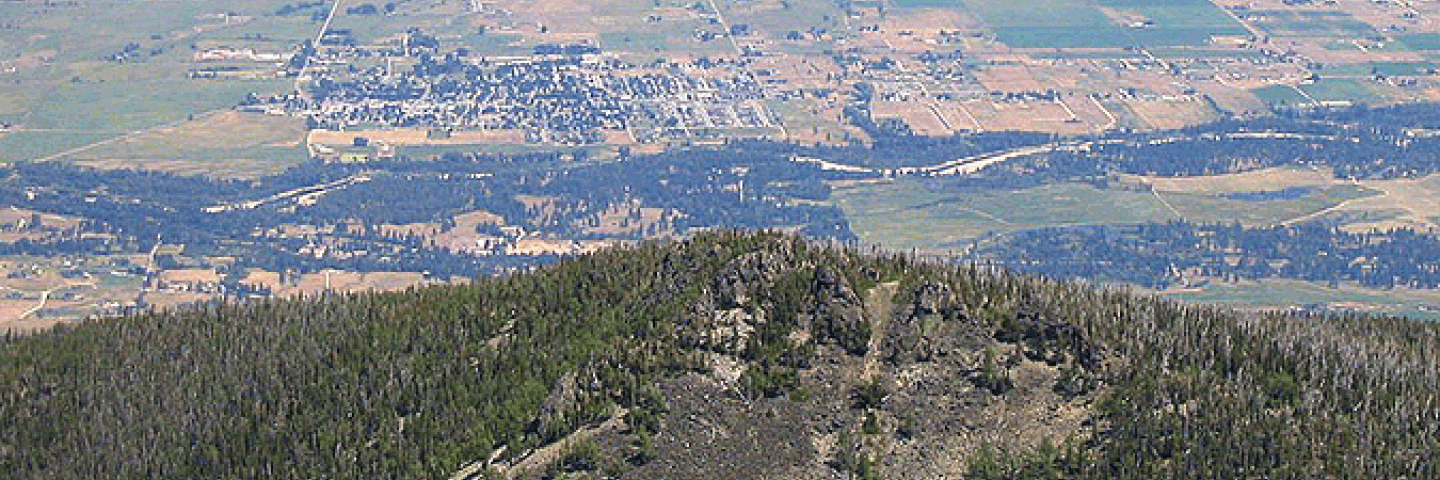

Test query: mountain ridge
[1,231,1436,479]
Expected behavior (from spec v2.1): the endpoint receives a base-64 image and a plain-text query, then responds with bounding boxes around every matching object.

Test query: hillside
[2,231,1437,479]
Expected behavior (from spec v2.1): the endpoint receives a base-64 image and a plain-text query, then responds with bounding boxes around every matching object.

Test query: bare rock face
[684,249,797,354]
[994,311,1102,371]
[884,280,973,364]
[808,267,869,356]
[715,250,792,309]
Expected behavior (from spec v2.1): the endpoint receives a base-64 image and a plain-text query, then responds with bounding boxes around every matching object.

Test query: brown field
[240,270,434,298]
[73,158,295,179]
[506,238,612,255]
[1133,166,1338,194]
[141,291,212,311]
[0,256,143,332]
[964,98,1096,134]
[581,202,680,236]
[0,299,68,333]
[1127,167,1440,232]
[973,64,1049,94]
[375,209,512,253]
[749,55,842,90]
[158,269,222,284]
[1124,96,1220,130]
[0,208,83,243]
[932,101,986,132]
[1343,174,1440,231]
[65,110,307,178]
[871,100,951,136]
[308,128,528,146]
[1061,95,1118,132]
[80,110,301,148]
[432,210,508,253]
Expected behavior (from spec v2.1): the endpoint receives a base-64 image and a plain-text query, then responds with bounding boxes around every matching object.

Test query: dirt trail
[452,406,628,480]
[861,281,900,381]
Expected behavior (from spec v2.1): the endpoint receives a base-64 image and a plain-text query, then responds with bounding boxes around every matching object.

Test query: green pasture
[464,33,527,56]
[1247,11,1378,38]
[993,27,1135,49]
[1250,85,1312,108]
[24,76,292,132]
[724,0,849,47]
[1364,61,1437,76]
[1148,48,1264,59]
[599,22,734,56]
[1298,78,1381,103]
[1399,33,1440,51]
[957,0,1244,48]
[0,0,304,163]
[1160,184,1379,226]
[1154,278,1440,320]
[836,173,1382,252]
[0,132,114,162]
[834,179,1181,251]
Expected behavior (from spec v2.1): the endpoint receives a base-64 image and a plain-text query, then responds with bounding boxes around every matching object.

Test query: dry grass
[240,270,433,298]
[1125,96,1219,130]
[158,269,222,284]
[871,101,951,136]
[308,128,528,146]
[1133,166,1338,194]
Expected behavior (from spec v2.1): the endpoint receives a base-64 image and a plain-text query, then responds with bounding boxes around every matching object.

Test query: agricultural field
[0,0,308,171]
[1150,278,1440,320]
[5,0,1440,160]
[833,165,1416,254]
[832,178,1181,252]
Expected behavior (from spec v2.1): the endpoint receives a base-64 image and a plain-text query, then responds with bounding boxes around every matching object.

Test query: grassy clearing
[1152,277,1440,320]
[833,179,1180,251]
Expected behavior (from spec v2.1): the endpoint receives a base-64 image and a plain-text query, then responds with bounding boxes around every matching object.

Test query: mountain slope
[1,231,1437,479]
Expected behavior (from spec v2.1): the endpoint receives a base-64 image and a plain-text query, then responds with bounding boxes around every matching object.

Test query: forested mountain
[2,231,1437,479]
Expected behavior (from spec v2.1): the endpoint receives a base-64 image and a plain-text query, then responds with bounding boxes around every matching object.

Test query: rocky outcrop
[808,267,869,356]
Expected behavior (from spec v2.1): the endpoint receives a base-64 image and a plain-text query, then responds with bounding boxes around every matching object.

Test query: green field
[833,179,1181,251]
[1251,85,1312,108]
[0,132,115,162]
[1299,78,1381,103]
[958,0,1245,48]
[464,33,528,56]
[835,172,1382,252]
[1399,33,1440,51]
[1369,61,1437,76]
[1248,11,1378,38]
[1152,278,1440,320]
[0,0,304,165]
[1161,184,1379,225]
